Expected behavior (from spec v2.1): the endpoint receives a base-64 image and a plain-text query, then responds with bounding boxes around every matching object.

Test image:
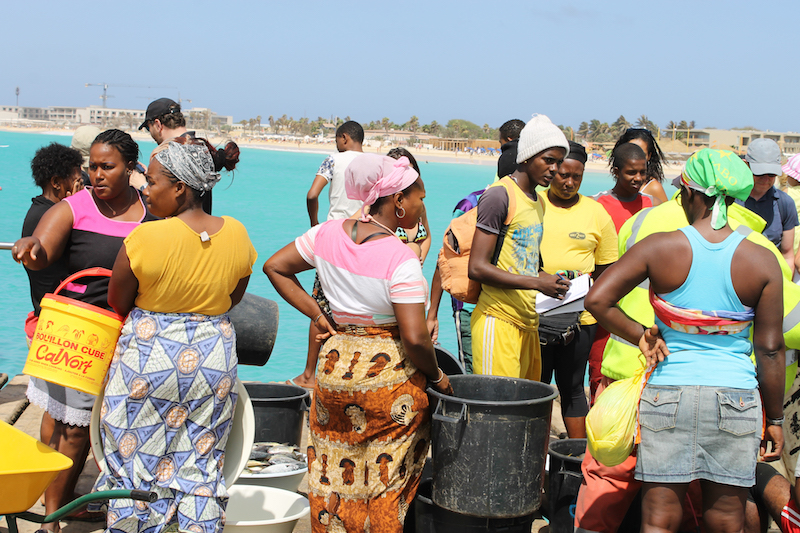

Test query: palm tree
[665,121,677,140]
[256,115,262,134]
[429,120,440,136]
[126,112,138,131]
[558,124,574,141]
[407,116,419,133]
[268,115,275,133]
[298,117,310,135]
[591,120,614,142]
[312,117,325,136]
[635,115,658,135]
[381,117,391,132]
[577,122,589,140]
[611,115,632,136]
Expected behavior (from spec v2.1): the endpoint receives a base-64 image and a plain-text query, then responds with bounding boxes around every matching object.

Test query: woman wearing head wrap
[265,153,452,532]
[586,149,785,532]
[538,141,618,438]
[783,153,800,274]
[93,137,257,533]
[14,129,157,529]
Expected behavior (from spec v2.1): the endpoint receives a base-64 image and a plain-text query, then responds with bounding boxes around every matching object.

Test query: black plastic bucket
[428,375,557,518]
[228,293,279,366]
[243,382,310,446]
[414,480,534,533]
[414,480,434,533]
[405,461,432,533]
[547,438,586,533]
[435,346,465,376]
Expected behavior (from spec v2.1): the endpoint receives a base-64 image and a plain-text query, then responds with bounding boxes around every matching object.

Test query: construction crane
[85,83,112,108]
[85,83,179,108]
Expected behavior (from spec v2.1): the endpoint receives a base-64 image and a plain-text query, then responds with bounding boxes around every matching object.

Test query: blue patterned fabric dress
[93,307,238,533]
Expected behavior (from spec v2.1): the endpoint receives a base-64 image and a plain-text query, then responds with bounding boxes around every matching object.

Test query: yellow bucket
[0,420,73,514]
[24,268,123,396]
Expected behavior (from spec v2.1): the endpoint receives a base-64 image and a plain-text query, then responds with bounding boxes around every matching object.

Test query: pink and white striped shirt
[295,219,426,325]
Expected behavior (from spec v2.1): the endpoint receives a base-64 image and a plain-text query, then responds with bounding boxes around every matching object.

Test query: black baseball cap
[139,98,180,130]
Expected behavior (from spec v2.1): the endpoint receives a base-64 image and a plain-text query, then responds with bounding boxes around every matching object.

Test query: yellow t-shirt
[125,216,257,315]
[477,179,544,330]
[540,193,618,324]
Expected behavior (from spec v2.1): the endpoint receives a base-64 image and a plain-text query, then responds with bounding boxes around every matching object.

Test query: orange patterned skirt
[307,325,430,532]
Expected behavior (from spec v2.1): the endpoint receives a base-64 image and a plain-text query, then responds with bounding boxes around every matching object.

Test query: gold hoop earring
[396,207,406,219]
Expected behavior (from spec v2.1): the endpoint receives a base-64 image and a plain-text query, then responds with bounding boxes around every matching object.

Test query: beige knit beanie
[515,114,570,164]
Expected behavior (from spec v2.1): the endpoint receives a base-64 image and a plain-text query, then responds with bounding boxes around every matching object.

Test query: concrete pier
[0,375,560,533]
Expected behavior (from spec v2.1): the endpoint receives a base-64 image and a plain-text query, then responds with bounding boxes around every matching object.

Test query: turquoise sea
[0,130,649,383]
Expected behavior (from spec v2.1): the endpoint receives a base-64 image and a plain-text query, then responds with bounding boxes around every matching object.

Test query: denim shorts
[635,384,761,487]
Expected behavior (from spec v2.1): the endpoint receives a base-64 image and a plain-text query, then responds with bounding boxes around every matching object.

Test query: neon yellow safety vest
[602,200,798,393]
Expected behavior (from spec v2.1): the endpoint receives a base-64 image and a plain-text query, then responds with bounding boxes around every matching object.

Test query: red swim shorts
[782,497,800,532]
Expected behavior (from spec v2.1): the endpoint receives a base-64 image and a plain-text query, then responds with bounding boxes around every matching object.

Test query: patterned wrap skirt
[308,324,431,533]
[92,307,238,533]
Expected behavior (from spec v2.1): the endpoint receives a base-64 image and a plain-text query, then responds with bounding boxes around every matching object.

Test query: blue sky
[3,0,798,132]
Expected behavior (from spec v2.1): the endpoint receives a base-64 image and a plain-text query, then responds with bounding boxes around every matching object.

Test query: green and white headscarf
[680,149,754,230]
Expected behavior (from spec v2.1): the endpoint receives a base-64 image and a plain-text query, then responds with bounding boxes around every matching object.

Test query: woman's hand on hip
[314,314,337,342]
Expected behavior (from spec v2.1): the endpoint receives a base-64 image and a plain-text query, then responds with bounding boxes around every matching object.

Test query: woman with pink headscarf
[265,153,451,532]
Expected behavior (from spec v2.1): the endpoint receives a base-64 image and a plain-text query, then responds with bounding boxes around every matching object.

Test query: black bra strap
[350,219,391,244]
[360,231,391,243]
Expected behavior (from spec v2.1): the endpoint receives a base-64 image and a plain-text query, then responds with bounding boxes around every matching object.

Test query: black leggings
[540,323,596,418]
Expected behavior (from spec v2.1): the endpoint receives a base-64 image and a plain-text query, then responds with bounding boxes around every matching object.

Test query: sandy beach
[0,126,684,176]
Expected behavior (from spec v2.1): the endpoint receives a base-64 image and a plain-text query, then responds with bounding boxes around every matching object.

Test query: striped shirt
[295,219,426,325]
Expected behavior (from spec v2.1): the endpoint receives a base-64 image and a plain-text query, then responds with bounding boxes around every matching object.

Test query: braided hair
[92,129,139,166]
[611,128,666,183]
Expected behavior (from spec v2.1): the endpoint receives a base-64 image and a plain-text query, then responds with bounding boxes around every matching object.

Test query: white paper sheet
[536,273,591,315]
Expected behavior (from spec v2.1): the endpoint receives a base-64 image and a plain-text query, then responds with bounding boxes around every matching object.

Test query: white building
[0,104,233,130]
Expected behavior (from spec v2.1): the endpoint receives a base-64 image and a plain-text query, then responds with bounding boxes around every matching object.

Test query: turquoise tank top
[648,226,756,389]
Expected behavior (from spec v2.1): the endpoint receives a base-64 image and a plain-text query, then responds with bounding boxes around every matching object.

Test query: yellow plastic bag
[586,365,649,467]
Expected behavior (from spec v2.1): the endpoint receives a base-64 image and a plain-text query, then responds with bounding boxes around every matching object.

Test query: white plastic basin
[224,485,310,533]
[236,464,308,493]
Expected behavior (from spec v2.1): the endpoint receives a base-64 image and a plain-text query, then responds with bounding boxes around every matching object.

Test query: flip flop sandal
[285,378,314,391]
